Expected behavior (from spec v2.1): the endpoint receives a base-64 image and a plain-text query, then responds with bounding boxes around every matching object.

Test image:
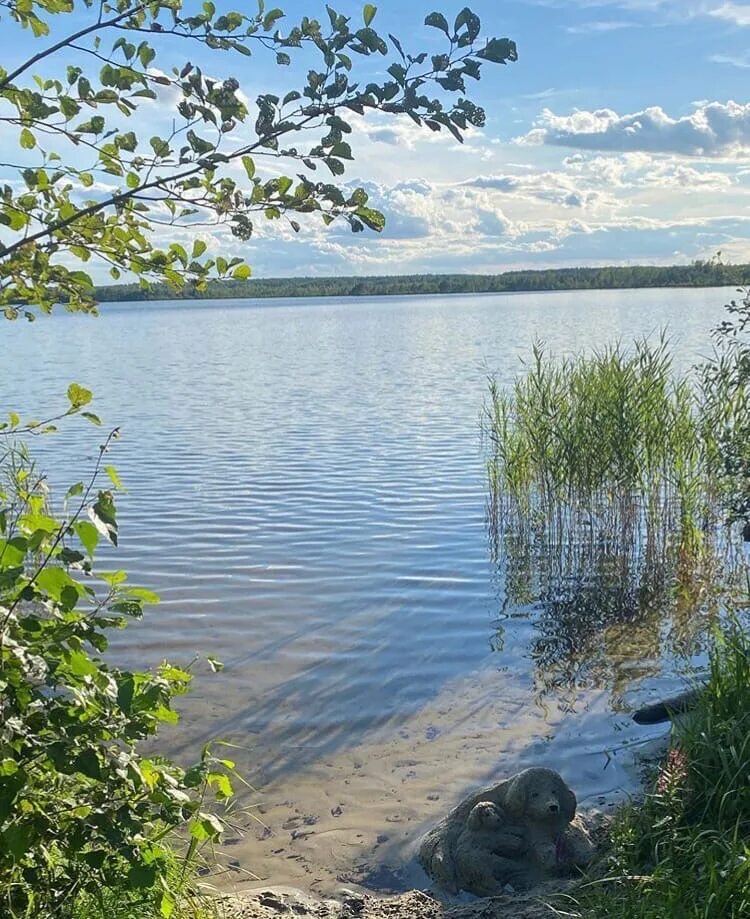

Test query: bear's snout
[548,802,559,814]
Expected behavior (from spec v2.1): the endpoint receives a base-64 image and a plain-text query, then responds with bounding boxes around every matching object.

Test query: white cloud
[473,208,516,237]
[535,0,750,26]
[643,162,734,188]
[709,2,750,25]
[463,171,618,208]
[518,101,750,156]
[566,19,640,32]
[710,52,750,66]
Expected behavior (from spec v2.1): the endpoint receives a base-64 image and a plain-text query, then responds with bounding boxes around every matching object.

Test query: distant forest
[95,260,750,303]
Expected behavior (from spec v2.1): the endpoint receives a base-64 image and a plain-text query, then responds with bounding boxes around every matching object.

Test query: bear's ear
[560,783,577,822]
[466,803,486,830]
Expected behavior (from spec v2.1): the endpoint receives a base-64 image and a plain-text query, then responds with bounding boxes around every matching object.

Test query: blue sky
[4,0,750,277]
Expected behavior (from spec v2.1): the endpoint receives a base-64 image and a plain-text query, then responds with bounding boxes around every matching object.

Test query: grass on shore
[66,848,224,919]
[565,621,750,919]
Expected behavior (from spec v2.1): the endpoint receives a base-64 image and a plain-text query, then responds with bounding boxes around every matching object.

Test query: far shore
[93,261,750,305]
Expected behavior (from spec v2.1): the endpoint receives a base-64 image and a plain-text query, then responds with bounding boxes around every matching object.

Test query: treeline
[94,260,750,303]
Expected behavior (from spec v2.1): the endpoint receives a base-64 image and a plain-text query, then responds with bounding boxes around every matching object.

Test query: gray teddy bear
[418,767,594,897]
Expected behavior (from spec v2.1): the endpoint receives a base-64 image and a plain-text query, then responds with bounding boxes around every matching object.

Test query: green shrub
[700,289,750,527]
[565,622,750,918]
[0,393,233,919]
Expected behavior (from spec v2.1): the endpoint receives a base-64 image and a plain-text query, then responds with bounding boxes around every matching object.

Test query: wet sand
[192,658,659,900]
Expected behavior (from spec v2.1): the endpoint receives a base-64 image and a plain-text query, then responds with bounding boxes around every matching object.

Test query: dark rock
[258,893,290,912]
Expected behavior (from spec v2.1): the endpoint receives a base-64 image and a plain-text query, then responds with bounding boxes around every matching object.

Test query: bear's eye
[531,792,538,798]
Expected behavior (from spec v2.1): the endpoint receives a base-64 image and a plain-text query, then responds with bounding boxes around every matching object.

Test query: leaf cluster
[0,2,517,316]
[0,405,234,919]
[699,288,750,525]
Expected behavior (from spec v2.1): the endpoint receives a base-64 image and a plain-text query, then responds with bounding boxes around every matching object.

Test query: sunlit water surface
[1,287,736,895]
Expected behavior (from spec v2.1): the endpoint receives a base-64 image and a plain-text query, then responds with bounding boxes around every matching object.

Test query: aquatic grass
[561,621,750,919]
[485,337,724,582]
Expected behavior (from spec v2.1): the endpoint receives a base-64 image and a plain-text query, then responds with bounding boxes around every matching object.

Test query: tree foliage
[701,289,750,525]
[0,0,517,317]
[90,260,750,303]
[0,4,518,916]
[0,396,238,918]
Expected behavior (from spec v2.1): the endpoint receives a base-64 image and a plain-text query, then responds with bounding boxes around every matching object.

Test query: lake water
[0,286,737,896]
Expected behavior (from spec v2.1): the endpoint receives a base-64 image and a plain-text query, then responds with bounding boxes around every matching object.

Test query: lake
[1,286,736,896]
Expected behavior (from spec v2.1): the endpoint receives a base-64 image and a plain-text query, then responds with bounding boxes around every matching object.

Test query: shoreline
[92,263,750,305]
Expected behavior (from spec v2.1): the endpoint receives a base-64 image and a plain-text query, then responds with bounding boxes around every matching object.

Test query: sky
[4,0,750,278]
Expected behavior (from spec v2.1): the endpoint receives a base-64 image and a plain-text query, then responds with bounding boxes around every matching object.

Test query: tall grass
[69,847,224,919]
[565,622,750,919]
[483,337,742,603]
[486,338,715,563]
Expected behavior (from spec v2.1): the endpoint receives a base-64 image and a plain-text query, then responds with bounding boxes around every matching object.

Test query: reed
[485,337,722,580]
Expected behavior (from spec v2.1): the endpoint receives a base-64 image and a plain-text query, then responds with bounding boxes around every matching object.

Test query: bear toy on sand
[418,767,595,897]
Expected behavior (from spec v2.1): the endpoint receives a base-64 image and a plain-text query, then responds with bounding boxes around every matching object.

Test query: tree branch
[0,4,146,92]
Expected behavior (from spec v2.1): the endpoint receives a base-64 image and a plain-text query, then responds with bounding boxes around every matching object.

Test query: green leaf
[74,749,101,779]
[74,520,99,558]
[127,587,160,604]
[455,7,481,41]
[262,7,284,30]
[150,135,171,157]
[20,128,36,150]
[208,772,233,799]
[241,155,255,180]
[128,862,158,890]
[186,130,215,155]
[67,383,93,410]
[36,567,81,604]
[67,649,98,677]
[154,705,179,724]
[425,12,450,35]
[232,264,251,280]
[169,243,188,267]
[90,491,118,546]
[160,665,191,681]
[104,465,124,490]
[138,44,156,68]
[477,37,518,64]
[330,141,352,160]
[2,822,33,859]
[0,538,27,567]
[160,891,176,919]
[190,820,212,841]
[355,205,385,232]
[192,240,207,258]
[363,3,377,26]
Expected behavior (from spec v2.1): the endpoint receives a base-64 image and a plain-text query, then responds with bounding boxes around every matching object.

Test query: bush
[0,393,232,919]
[565,621,750,918]
[700,288,750,527]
